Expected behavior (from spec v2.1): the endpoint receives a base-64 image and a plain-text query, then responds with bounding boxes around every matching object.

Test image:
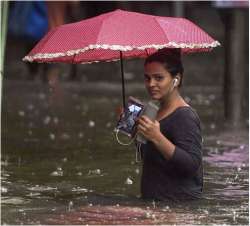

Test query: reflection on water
[1,80,249,225]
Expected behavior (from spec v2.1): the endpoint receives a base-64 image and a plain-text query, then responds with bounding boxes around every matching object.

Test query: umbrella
[23,9,220,107]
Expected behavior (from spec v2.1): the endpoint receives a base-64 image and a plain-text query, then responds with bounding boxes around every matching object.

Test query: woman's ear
[173,74,181,87]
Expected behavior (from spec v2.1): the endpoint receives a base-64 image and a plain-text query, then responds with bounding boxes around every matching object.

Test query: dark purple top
[141,106,203,201]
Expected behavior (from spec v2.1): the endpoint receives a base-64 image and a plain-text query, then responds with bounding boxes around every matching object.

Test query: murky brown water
[1,80,248,225]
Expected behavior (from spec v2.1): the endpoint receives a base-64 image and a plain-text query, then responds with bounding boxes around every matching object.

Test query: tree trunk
[224,9,246,128]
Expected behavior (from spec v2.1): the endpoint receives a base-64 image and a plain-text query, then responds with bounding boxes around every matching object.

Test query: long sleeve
[167,110,202,176]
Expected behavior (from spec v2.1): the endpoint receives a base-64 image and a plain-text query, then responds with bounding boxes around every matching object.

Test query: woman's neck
[157,90,188,120]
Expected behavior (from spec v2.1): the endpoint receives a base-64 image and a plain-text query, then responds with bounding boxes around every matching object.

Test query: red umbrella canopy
[23,9,220,64]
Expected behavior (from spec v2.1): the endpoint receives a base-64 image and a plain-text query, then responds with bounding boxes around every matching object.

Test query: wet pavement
[1,79,249,225]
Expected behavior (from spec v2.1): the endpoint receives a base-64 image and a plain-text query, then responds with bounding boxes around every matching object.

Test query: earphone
[173,78,178,87]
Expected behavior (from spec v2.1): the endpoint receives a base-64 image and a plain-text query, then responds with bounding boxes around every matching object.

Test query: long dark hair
[144,48,184,87]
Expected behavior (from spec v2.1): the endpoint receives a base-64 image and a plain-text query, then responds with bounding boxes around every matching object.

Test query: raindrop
[53,117,59,124]
[239,145,245,149]
[135,168,140,174]
[28,130,33,136]
[237,167,241,172]
[76,172,82,176]
[88,120,95,128]
[203,210,209,215]
[152,200,156,209]
[88,203,93,207]
[216,140,221,145]
[62,157,67,162]
[1,187,8,193]
[44,116,51,125]
[125,177,133,185]
[88,169,101,175]
[208,94,216,100]
[106,122,112,128]
[78,132,84,138]
[145,212,151,218]
[18,157,21,167]
[72,94,78,99]
[61,133,70,140]
[124,72,134,80]
[50,167,63,176]
[38,93,46,100]
[184,96,191,103]
[210,123,216,129]
[162,206,170,212]
[116,204,120,207]
[28,122,34,128]
[18,111,25,117]
[68,201,73,212]
[27,104,34,111]
[204,99,211,105]
[49,133,56,140]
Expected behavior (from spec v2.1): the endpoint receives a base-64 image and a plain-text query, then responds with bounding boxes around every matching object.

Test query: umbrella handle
[120,51,126,108]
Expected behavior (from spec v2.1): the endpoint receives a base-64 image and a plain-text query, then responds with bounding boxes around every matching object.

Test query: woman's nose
[148,79,156,87]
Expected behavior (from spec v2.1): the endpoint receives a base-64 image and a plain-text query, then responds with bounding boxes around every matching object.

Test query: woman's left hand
[137,115,161,142]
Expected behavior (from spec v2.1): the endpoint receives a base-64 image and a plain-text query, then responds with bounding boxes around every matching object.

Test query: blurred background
[1,1,249,225]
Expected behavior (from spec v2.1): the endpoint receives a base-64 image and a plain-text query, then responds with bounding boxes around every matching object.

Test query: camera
[115,96,159,143]
[115,96,144,137]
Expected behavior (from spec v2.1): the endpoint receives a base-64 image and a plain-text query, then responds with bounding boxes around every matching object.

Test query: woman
[137,48,203,201]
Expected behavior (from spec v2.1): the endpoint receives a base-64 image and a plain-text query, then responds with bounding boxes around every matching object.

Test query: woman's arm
[137,115,202,175]
[137,115,175,160]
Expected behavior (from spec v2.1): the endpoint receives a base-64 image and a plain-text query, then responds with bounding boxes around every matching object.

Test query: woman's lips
[149,90,159,95]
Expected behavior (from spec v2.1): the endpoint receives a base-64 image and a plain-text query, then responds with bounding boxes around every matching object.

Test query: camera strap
[115,129,135,146]
[115,130,143,162]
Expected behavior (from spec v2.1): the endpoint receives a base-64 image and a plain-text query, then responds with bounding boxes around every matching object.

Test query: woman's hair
[144,48,184,87]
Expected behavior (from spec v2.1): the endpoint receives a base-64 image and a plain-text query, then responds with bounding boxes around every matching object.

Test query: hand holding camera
[137,115,161,143]
[115,96,159,145]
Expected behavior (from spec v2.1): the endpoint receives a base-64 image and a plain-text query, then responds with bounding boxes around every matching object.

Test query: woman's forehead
[144,62,168,73]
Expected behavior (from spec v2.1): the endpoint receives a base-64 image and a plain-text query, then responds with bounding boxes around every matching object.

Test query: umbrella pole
[119,51,126,108]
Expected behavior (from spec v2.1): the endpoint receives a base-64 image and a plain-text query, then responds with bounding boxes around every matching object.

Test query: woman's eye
[144,75,150,82]
[155,76,164,81]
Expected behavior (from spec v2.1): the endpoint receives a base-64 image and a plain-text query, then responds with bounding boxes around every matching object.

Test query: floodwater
[1,80,249,225]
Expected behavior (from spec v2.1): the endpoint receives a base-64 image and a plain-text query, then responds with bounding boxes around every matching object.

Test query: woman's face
[144,61,174,101]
